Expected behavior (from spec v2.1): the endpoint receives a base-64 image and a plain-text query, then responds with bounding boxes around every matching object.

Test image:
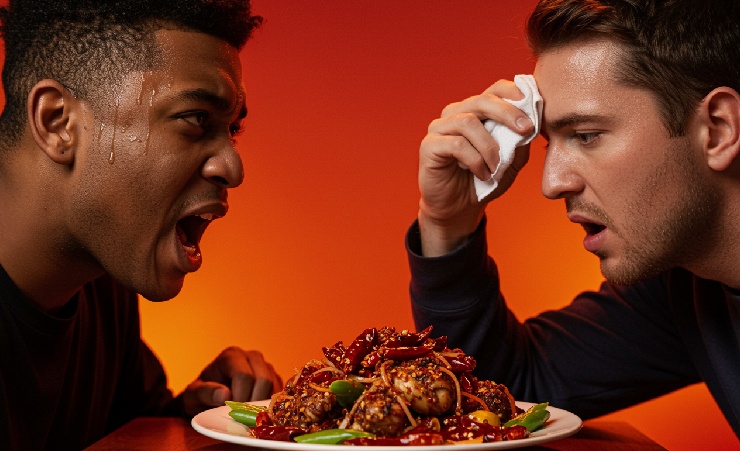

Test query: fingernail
[213,388,229,404]
[516,117,530,130]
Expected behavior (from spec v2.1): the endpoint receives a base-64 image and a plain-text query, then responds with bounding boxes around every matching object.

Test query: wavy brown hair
[527,0,740,137]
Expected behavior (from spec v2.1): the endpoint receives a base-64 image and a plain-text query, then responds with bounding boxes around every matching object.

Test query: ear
[698,87,740,172]
[27,79,80,165]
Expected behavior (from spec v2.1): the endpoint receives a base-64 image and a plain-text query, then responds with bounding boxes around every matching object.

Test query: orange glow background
[138,2,739,449]
[6,0,727,449]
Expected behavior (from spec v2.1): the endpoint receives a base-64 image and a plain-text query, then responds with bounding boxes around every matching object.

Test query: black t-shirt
[0,265,176,450]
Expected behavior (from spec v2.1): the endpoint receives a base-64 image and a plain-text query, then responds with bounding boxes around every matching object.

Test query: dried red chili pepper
[459,372,475,393]
[322,342,345,368]
[384,325,434,348]
[501,425,529,441]
[309,370,338,385]
[251,425,305,441]
[447,353,476,373]
[362,350,381,368]
[431,335,447,351]
[343,328,377,372]
[383,346,433,360]
[255,410,272,427]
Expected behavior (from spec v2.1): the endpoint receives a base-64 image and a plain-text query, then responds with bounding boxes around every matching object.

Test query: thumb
[182,381,231,416]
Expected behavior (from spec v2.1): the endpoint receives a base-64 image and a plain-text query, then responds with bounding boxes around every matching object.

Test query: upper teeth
[198,213,215,221]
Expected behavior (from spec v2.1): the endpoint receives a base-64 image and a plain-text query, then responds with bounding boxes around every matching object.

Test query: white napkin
[473,74,542,201]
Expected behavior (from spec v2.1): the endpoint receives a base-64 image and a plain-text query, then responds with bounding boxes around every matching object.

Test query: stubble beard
[598,142,720,286]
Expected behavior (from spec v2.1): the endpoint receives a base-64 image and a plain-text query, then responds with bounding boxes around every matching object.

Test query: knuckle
[482,139,499,157]
[449,136,468,153]
[491,78,508,89]
[244,349,264,359]
[458,113,480,129]
[427,117,444,134]
[440,102,457,117]
[222,345,243,356]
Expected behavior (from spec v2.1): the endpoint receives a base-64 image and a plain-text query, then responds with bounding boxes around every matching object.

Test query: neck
[0,144,103,313]
[683,189,740,290]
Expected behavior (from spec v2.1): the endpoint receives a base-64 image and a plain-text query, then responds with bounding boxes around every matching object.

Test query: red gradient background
[11,0,732,449]
[141,1,738,449]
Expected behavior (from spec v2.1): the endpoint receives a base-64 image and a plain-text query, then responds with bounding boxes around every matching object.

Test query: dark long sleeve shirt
[406,217,740,438]
[0,265,180,450]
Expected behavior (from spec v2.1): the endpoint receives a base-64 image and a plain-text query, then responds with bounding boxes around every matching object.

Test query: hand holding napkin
[473,74,543,201]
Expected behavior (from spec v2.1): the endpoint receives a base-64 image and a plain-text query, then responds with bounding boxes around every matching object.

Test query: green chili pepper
[294,429,375,444]
[225,401,267,427]
[329,379,365,408]
[504,402,550,432]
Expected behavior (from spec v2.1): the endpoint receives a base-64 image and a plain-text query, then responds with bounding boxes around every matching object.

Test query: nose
[541,144,583,199]
[201,141,244,189]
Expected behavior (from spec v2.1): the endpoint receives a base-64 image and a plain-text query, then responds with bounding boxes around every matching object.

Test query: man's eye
[574,132,600,145]
[181,111,209,128]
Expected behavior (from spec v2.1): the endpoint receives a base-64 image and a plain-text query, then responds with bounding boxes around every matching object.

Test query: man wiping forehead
[408,0,740,439]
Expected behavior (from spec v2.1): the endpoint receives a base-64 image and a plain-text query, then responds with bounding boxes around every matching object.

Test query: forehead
[533,38,662,129]
[150,29,245,108]
[534,39,623,113]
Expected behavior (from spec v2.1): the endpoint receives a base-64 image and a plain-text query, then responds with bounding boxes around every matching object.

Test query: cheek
[619,146,692,231]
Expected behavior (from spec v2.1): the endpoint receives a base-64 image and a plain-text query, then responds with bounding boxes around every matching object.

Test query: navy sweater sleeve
[406,217,699,420]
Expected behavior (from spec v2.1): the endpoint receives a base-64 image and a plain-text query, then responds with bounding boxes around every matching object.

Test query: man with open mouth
[407,0,740,441]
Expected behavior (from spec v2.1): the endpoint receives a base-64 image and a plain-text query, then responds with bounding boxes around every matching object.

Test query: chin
[600,258,663,287]
[138,281,185,302]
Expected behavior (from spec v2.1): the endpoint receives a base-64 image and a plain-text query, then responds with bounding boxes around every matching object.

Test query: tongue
[176,223,199,257]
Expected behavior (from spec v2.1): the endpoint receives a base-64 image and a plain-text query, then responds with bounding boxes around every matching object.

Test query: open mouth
[175,213,216,260]
[581,222,606,236]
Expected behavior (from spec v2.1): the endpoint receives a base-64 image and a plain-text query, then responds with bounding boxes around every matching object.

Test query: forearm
[407,219,698,419]
[407,216,501,352]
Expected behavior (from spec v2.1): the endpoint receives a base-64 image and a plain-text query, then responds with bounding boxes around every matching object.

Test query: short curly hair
[0,0,262,145]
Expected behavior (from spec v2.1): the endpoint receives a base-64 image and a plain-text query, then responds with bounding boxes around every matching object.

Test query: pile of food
[227,326,550,445]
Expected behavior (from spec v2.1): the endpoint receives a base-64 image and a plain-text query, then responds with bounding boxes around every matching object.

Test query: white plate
[192,400,582,450]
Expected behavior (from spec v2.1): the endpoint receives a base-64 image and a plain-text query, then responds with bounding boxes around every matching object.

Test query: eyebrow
[545,113,613,132]
[174,88,248,119]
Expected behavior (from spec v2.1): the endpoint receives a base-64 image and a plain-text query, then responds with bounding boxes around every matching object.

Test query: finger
[480,144,532,203]
[427,114,501,178]
[250,378,273,401]
[421,134,491,182]
[198,347,282,402]
[441,83,534,135]
[182,380,231,416]
[218,348,278,401]
[481,78,535,125]
[231,371,256,402]
[482,79,525,99]
[241,350,278,401]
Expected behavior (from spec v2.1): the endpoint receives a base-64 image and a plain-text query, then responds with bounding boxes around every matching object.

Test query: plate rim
[192,400,583,450]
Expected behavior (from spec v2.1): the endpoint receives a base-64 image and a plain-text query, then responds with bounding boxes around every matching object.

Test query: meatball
[388,358,455,416]
[269,359,345,431]
[269,387,342,431]
[349,383,409,437]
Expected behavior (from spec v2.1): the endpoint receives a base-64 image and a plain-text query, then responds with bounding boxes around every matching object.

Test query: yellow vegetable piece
[468,410,500,427]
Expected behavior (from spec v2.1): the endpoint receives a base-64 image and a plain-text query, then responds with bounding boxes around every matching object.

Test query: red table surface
[85,417,667,451]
